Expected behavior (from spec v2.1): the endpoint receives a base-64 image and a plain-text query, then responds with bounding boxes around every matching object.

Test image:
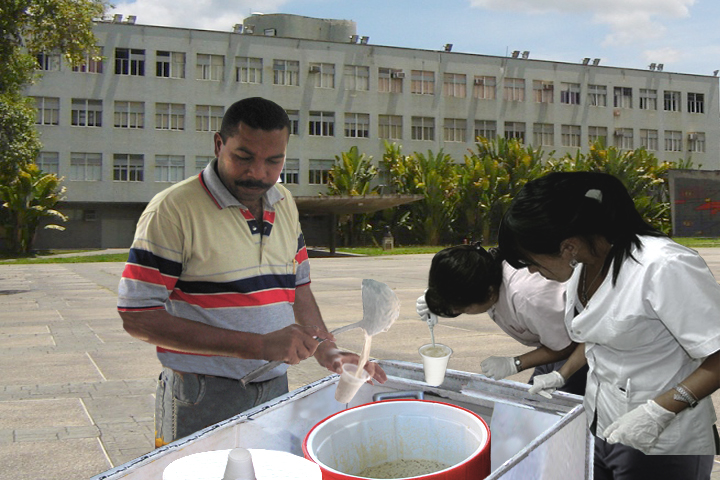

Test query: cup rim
[418,343,453,357]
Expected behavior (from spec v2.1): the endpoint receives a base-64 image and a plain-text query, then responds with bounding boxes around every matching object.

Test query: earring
[569,258,579,268]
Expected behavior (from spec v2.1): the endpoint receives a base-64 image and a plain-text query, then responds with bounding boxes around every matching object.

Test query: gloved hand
[481,356,518,380]
[528,370,565,399]
[416,294,429,319]
[603,400,675,453]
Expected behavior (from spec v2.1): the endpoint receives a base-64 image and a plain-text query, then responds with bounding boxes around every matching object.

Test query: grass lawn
[0,237,718,264]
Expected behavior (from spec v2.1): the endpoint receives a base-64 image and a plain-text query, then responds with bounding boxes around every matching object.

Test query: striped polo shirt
[117,158,310,381]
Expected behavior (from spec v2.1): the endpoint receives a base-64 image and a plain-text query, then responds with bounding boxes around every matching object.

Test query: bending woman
[499,171,718,477]
[416,243,586,395]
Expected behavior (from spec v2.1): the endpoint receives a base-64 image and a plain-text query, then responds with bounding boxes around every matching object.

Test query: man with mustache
[118,97,386,447]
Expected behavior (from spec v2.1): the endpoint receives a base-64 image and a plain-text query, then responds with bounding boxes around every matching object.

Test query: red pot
[303,399,491,479]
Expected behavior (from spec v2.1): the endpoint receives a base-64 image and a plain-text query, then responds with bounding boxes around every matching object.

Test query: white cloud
[109,0,291,31]
[468,0,694,46]
[642,46,682,66]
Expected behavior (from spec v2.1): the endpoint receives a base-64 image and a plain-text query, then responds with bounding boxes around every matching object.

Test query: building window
[379,115,402,139]
[115,48,145,76]
[664,130,683,151]
[71,99,102,127]
[196,156,213,174]
[308,159,333,185]
[411,70,435,95]
[587,85,607,107]
[639,89,657,110]
[235,56,262,83]
[156,51,186,78]
[504,122,525,142]
[614,87,632,109]
[664,91,681,112]
[309,62,335,88]
[378,67,403,93]
[561,124,581,147]
[503,78,525,102]
[281,158,300,184]
[155,103,185,130]
[443,73,466,98]
[308,111,334,136]
[114,101,144,129]
[639,129,658,151]
[32,96,60,125]
[614,128,634,149]
[344,65,369,91]
[36,52,61,71]
[588,126,608,146]
[196,54,224,81]
[286,110,299,135]
[560,82,581,105]
[472,76,496,100]
[72,47,103,73]
[344,113,369,138]
[113,154,144,181]
[474,120,497,140]
[273,59,299,86]
[533,81,554,103]
[36,152,59,175]
[195,105,224,132]
[533,123,554,146]
[411,116,435,140]
[688,132,706,153]
[154,155,185,183]
[70,152,102,181]
[688,93,705,114]
[443,118,466,142]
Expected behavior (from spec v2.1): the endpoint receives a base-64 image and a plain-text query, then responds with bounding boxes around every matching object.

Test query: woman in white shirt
[416,243,586,394]
[499,171,718,479]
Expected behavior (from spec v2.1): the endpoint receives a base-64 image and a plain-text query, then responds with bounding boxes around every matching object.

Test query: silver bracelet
[673,383,699,408]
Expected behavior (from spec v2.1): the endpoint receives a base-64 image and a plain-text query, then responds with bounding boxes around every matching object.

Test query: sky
[108,0,720,76]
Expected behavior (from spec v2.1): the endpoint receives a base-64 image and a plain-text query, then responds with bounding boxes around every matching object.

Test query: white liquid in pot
[356,458,451,478]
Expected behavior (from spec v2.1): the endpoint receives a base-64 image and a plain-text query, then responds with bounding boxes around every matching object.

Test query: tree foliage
[0,163,67,253]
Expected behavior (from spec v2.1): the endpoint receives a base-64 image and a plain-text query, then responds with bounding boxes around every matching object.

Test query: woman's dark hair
[425,243,504,317]
[219,97,290,141]
[498,171,664,284]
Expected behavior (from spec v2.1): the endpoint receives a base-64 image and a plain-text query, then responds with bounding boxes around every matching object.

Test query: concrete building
[25,13,720,249]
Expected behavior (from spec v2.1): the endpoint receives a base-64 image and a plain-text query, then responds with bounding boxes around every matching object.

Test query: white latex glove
[603,400,675,453]
[481,356,518,380]
[416,294,430,318]
[528,370,565,399]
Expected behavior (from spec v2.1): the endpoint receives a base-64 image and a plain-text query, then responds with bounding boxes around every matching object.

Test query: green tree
[381,144,458,245]
[0,163,68,254]
[547,141,687,233]
[0,0,106,251]
[326,146,379,245]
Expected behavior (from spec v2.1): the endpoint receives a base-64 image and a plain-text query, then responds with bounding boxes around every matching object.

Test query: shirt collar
[200,158,284,210]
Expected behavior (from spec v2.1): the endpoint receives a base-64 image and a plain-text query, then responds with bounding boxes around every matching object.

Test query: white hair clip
[585,189,603,203]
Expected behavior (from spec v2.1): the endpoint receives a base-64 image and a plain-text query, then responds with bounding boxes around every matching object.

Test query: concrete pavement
[1,250,720,479]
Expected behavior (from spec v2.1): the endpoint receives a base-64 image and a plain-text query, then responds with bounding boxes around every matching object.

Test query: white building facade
[25,13,720,248]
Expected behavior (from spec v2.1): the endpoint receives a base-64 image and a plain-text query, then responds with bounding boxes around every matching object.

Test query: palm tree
[0,162,67,253]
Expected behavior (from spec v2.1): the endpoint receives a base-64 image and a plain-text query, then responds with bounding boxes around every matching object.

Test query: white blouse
[565,235,720,454]
[488,262,571,352]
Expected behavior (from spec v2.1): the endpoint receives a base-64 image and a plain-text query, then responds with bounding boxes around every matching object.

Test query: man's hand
[314,343,387,384]
[260,325,334,364]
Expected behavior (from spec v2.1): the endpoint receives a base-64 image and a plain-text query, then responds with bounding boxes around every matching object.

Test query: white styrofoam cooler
[90,360,593,480]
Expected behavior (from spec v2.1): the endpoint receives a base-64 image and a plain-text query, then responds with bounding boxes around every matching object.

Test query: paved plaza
[1,250,720,479]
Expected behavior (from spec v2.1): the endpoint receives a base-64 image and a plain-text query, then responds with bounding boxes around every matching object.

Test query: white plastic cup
[223,447,256,480]
[334,363,371,403]
[419,343,453,386]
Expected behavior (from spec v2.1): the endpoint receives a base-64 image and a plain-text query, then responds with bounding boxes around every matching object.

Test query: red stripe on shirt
[170,288,296,308]
[263,210,276,224]
[295,246,309,264]
[198,172,222,209]
[123,263,178,291]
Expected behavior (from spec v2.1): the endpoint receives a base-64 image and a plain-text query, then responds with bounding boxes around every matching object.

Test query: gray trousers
[594,435,714,480]
[154,367,289,447]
